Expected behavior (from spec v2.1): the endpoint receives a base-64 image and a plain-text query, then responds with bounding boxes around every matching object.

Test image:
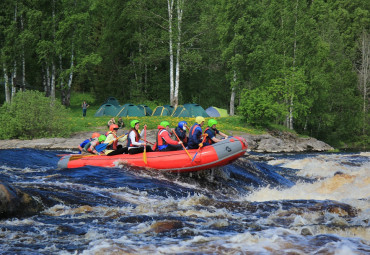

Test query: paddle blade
[143,149,147,164]
[96,143,108,152]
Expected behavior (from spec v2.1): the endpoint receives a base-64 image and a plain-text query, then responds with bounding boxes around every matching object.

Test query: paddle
[191,134,208,163]
[96,134,126,152]
[143,125,147,164]
[173,130,192,160]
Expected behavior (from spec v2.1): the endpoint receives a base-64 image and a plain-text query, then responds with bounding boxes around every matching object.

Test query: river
[0,149,369,254]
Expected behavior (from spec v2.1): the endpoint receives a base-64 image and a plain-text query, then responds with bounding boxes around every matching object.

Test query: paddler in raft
[204,119,228,145]
[188,116,206,149]
[78,132,100,153]
[103,124,129,155]
[174,121,188,147]
[84,135,106,155]
[153,121,183,151]
[127,120,153,154]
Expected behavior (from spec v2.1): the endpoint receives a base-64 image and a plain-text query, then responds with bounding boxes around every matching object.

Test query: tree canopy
[0,0,369,147]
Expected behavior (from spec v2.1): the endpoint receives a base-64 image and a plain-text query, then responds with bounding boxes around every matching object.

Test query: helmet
[130,119,140,128]
[109,124,119,132]
[91,132,101,139]
[160,121,170,128]
[208,119,218,127]
[195,116,205,124]
[178,121,187,129]
[98,135,106,143]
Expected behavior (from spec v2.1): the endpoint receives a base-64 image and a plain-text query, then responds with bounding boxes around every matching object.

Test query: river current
[0,149,369,254]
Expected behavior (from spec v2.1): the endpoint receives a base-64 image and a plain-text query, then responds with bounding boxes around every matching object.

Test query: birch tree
[356,30,370,135]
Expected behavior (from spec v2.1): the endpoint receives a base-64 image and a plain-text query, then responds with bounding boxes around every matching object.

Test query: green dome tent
[171,105,191,117]
[183,103,209,117]
[205,106,229,117]
[116,104,145,117]
[152,106,171,116]
[103,97,120,107]
[94,104,119,117]
[163,105,175,115]
[138,105,153,116]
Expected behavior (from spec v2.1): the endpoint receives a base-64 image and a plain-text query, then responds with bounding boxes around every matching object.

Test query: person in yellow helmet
[188,116,206,149]
[204,119,228,145]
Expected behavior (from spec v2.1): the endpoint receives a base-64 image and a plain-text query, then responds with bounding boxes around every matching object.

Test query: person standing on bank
[127,120,153,154]
[82,101,89,117]
[204,119,228,145]
[188,116,206,149]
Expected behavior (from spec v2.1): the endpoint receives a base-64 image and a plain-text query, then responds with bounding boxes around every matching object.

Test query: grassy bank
[68,104,265,135]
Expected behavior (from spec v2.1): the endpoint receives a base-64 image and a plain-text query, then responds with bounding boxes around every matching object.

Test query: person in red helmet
[78,132,100,153]
[103,124,128,155]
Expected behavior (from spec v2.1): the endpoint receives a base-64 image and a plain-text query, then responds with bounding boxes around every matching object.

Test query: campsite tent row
[94,97,228,117]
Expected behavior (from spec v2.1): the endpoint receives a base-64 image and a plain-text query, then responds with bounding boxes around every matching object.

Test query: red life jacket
[127,129,140,147]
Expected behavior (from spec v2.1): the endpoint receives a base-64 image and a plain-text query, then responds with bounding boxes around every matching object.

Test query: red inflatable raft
[58,136,248,173]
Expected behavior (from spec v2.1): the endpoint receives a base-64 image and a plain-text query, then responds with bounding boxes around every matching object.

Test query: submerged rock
[0,181,44,218]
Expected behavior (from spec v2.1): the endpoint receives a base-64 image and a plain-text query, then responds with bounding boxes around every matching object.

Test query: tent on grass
[171,105,191,117]
[205,106,228,117]
[137,105,153,116]
[163,105,175,115]
[183,103,209,117]
[103,97,120,107]
[152,106,171,116]
[94,104,119,117]
[115,104,145,117]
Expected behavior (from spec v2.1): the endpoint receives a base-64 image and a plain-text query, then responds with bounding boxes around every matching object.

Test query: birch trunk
[50,61,56,99]
[3,65,11,103]
[174,0,184,107]
[21,13,26,91]
[358,30,370,135]
[230,70,237,116]
[65,43,74,106]
[11,61,17,99]
[167,0,175,105]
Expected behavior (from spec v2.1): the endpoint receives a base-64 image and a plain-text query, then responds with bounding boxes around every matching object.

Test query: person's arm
[218,130,228,139]
[89,140,100,155]
[105,134,115,144]
[162,131,181,145]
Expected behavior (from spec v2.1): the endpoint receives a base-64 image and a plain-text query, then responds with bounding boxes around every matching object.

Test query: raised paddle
[95,134,126,153]
[143,125,147,164]
[191,134,208,163]
[173,130,192,160]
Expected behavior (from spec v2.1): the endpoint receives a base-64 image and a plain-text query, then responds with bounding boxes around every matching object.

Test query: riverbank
[0,128,333,152]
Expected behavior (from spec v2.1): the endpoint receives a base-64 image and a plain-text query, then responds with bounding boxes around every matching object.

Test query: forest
[0,0,369,147]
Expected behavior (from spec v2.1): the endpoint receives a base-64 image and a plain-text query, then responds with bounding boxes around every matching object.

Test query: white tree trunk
[21,13,26,91]
[230,70,236,116]
[174,0,184,107]
[357,30,370,135]
[11,61,17,99]
[3,64,11,103]
[50,61,56,99]
[167,0,175,105]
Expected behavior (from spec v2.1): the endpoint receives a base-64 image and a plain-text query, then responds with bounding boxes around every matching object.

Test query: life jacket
[127,129,140,148]
[175,127,188,143]
[155,126,168,151]
[106,131,118,150]
[204,127,216,145]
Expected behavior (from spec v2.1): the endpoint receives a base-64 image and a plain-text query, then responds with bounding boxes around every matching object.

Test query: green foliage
[0,91,71,139]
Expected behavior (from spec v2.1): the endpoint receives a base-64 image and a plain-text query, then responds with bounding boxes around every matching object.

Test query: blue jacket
[188,123,202,149]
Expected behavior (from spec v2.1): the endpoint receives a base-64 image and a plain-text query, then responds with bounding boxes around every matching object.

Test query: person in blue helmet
[153,121,183,151]
[204,119,228,146]
[174,121,188,147]
[188,116,206,149]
